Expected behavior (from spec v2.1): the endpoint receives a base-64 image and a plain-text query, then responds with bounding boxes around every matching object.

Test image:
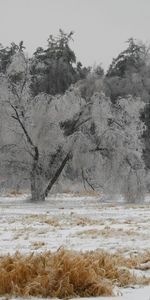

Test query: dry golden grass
[36,228,49,235]
[6,190,23,197]
[0,248,149,298]
[31,241,45,250]
[126,251,150,269]
[13,233,23,240]
[74,227,140,238]
[22,214,40,221]
[125,204,150,209]
[22,215,60,227]
[75,217,104,226]
[42,217,60,227]
[77,190,99,196]
[62,189,74,194]
[62,190,100,197]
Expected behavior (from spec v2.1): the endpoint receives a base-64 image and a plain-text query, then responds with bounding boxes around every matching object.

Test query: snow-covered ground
[0,193,150,299]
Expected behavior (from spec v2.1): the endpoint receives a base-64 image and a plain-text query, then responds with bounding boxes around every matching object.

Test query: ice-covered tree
[69,91,146,201]
[0,50,90,200]
[0,48,146,202]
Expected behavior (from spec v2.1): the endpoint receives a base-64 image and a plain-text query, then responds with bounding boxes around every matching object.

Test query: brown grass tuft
[126,251,150,269]
[42,217,60,227]
[74,228,140,238]
[0,249,149,298]
[6,190,23,197]
[75,217,102,226]
[31,241,45,250]
[77,190,99,196]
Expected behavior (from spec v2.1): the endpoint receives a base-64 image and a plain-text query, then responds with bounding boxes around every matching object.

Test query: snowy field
[0,193,150,299]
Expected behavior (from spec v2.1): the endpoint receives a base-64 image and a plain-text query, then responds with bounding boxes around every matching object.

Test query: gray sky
[0,0,150,70]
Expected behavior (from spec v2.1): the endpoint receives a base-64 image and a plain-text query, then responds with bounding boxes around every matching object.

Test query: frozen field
[0,193,150,299]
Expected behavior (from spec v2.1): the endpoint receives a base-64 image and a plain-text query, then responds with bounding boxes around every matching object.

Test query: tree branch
[10,104,34,148]
[81,168,95,191]
[44,151,72,197]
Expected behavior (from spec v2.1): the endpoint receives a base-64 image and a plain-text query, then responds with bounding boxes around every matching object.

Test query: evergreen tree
[30,29,88,96]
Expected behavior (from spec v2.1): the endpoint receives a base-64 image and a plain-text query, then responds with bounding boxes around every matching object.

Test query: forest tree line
[0,30,149,202]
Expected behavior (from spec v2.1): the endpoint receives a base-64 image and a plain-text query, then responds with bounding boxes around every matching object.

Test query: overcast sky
[0,0,150,70]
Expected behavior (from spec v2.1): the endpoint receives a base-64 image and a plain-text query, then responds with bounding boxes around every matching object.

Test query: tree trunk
[30,166,45,202]
[44,151,71,197]
[30,151,71,201]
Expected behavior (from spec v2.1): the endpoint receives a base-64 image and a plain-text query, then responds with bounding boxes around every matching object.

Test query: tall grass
[0,248,149,298]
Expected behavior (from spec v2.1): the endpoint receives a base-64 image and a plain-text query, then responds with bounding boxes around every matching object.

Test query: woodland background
[0,31,150,202]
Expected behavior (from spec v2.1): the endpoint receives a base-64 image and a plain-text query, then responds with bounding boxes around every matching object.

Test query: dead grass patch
[36,228,49,235]
[22,215,60,227]
[42,217,60,227]
[77,190,99,196]
[0,248,149,298]
[62,190,100,196]
[6,190,23,197]
[126,251,150,269]
[13,233,23,240]
[62,189,74,194]
[75,217,104,226]
[125,204,150,209]
[12,227,35,234]
[74,228,140,238]
[31,241,45,250]
[22,215,40,222]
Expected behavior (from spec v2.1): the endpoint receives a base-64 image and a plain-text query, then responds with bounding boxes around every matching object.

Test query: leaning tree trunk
[44,151,71,198]
[30,151,71,202]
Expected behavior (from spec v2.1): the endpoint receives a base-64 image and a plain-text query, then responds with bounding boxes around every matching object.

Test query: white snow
[0,193,150,299]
